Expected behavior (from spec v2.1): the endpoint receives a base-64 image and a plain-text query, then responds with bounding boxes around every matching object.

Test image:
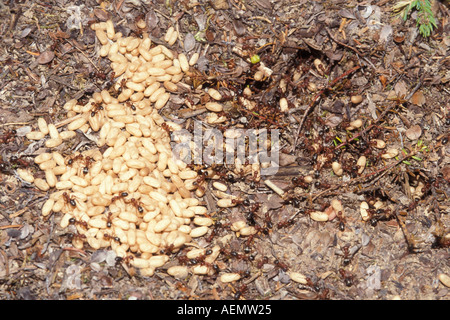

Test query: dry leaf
[410,90,426,106]
[37,51,55,64]
[394,80,407,98]
[405,125,422,140]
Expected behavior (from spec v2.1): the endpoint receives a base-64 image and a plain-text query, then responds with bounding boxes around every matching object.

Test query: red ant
[126,198,144,214]
[339,268,355,287]
[67,232,86,242]
[115,255,134,266]
[111,192,129,203]
[0,129,16,144]
[273,259,289,272]
[336,244,360,266]
[69,217,88,230]
[256,256,269,269]
[90,101,104,117]
[63,192,77,208]
[117,78,127,95]
[103,233,121,244]
[9,156,33,168]
[126,101,137,111]
[277,218,295,229]
[291,176,309,189]
[82,156,94,174]
[66,154,84,166]
[367,207,395,226]
[105,212,114,228]
[233,284,248,300]
[336,211,346,231]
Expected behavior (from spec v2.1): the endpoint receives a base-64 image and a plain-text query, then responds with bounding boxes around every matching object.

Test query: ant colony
[19,20,242,278]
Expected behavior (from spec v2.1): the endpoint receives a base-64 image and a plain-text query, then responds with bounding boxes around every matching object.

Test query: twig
[0,224,23,230]
[292,65,361,152]
[310,150,418,202]
[325,27,364,57]
[333,103,396,150]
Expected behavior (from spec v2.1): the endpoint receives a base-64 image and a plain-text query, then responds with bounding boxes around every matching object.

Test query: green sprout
[392,0,437,37]
[250,54,261,64]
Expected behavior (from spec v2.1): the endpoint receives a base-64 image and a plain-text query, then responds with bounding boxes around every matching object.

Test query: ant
[9,156,33,168]
[105,212,114,228]
[336,244,360,266]
[233,284,248,300]
[115,255,134,266]
[63,192,77,208]
[161,122,173,134]
[273,259,289,272]
[90,101,104,117]
[367,207,395,226]
[336,211,346,231]
[111,192,129,203]
[277,218,295,229]
[339,268,355,287]
[160,244,176,255]
[66,154,84,166]
[127,198,144,214]
[256,256,269,269]
[0,129,16,144]
[291,176,309,189]
[69,217,88,230]
[205,221,227,242]
[103,233,121,244]
[117,78,127,95]
[82,156,94,174]
[67,232,86,242]
[126,101,136,112]
[245,203,260,226]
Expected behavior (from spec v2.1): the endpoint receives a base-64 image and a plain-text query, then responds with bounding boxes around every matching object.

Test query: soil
[0,0,449,301]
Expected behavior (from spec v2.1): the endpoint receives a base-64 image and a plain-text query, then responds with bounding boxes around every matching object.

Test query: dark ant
[291,176,309,189]
[246,210,257,226]
[69,217,88,230]
[206,221,226,242]
[367,207,395,226]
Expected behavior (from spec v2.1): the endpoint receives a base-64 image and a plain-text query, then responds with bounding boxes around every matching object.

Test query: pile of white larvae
[18,19,240,278]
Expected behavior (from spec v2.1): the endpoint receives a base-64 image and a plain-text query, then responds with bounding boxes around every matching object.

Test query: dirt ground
[0,0,449,300]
